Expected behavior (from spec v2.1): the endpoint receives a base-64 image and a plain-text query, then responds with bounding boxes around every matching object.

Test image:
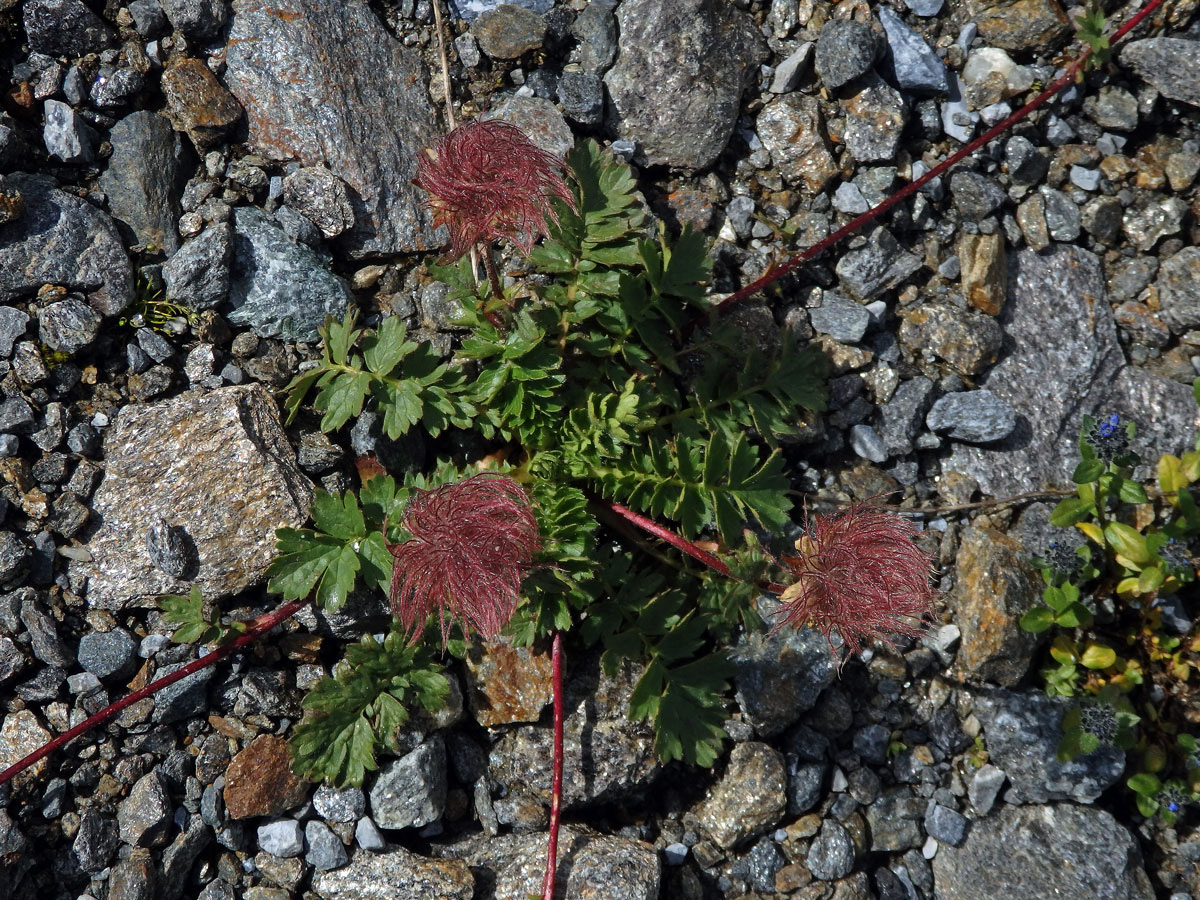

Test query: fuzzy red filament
[388,473,540,646]
[771,504,936,661]
[412,118,577,261]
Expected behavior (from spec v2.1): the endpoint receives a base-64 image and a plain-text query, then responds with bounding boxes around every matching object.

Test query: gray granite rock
[448,0,553,23]
[942,245,1200,495]
[807,819,854,881]
[835,227,922,301]
[487,657,659,814]
[1040,186,1081,242]
[482,94,575,158]
[926,390,1017,443]
[558,71,605,126]
[163,223,233,311]
[227,206,352,342]
[925,803,968,845]
[161,0,225,39]
[973,689,1125,804]
[128,0,169,37]
[257,818,305,858]
[733,620,836,737]
[967,764,1006,814]
[43,100,98,164]
[100,110,187,254]
[1120,38,1200,108]
[1157,247,1200,333]
[572,0,619,74]
[312,842,474,899]
[0,174,132,314]
[878,7,948,94]
[38,297,101,354]
[472,3,546,58]
[841,72,908,163]
[314,784,367,824]
[0,307,28,358]
[865,789,925,851]
[305,819,348,871]
[119,770,173,847]
[815,19,880,90]
[19,597,72,667]
[153,660,216,724]
[281,167,355,239]
[758,92,838,193]
[78,628,138,681]
[74,808,120,873]
[223,0,441,256]
[877,375,934,456]
[810,293,871,343]
[369,736,447,830]
[897,301,1002,376]
[932,803,1152,900]
[697,741,786,849]
[950,171,1006,220]
[71,384,314,609]
[604,0,766,170]
[1123,196,1188,253]
[23,0,115,56]
[90,65,146,110]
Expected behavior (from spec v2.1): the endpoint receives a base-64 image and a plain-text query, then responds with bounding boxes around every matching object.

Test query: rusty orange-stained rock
[160,59,243,151]
[223,734,310,819]
[463,641,553,727]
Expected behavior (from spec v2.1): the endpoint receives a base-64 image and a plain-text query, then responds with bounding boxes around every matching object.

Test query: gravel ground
[2,0,1200,899]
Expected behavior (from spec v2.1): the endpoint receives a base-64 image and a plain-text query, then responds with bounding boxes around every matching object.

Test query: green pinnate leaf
[361,315,415,376]
[315,370,372,432]
[311,490,367,541]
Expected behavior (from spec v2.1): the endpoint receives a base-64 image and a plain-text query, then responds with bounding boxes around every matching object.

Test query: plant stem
[604,501,733,578]
[713,0,1165,315]
[541,629,565,900]
[481,247,505,302]
[0,596,310,788]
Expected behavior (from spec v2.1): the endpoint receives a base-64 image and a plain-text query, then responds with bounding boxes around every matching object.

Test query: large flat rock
[224,0,442,257]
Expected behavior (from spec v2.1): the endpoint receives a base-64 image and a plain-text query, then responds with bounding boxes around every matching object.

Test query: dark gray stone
[223,0,442,257]
[163,223,233,310]
[1040,187,1081,242]
[604,0,766,170]
[925,802,968,845]
[43,100,98,164]
[572,0,618,73]
[0,308,28,357]
[369,736,447,830]
[136,327,174,363]
[20,597,72,667]
[950,170,1006,220]
[877,376,934,456]
[733,619,836,738]
[931,803,1152,900]
[926,389,1017,443]
[0,533,30,583]
[558,71,604,125]
[38,297,101,353]
[73,808,120,873]
[281,167,355,240]
[973,688,1125,804]
[835,227,922,301]
[0,398,33,435]
[472,4,547,58]
[1157,247,1200,333]
[731,838,787,894]
[78,628,138,681]
[866,790,925,851]
[314,784,367,823]
[810,292,870,342]
[841,72,908,163]
[878,7,949,94]
[0,174,133,315]
[448,0,554,22]
[66,422,99,455]
[90,67,146,110]
[815,19,880,89]
[1005,135,1048,186]
[787,762,827,814]
[227,206,353,342]
[943,245,1200,495]
[23,0,115,56]
[853,723,890,765]
[807,820,854,881]
[100,111,188,255]
[161,0,226,39]
[153,660,216,724]
[129,0,170,37]
[119,770,173,847]
[1121,38,1200,108]
[305,819,348,871]
[160,817,213,900]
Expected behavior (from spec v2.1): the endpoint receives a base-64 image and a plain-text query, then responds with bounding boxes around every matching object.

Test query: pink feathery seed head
[412,118,578,262]
[770,503,937,663]
[388,473,540,647]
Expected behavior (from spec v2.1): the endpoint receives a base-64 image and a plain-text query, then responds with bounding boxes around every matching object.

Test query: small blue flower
[1086,413,1130,463]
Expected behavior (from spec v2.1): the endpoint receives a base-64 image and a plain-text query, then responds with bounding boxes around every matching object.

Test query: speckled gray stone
[369,736,447,831]
[257,819,304,858]
[926,390,1017,443]
[99,110,187,254]
[77,628,138,681]
[808,820,854,881]
[604,0,766,170]
[305,819,348,871]
[312,843,474,899]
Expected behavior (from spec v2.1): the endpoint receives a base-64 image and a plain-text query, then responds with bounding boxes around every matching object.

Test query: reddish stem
[605,501,733,578]
[0,596,309,787]
[541,629,565,900]
[713,0,1164,315]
